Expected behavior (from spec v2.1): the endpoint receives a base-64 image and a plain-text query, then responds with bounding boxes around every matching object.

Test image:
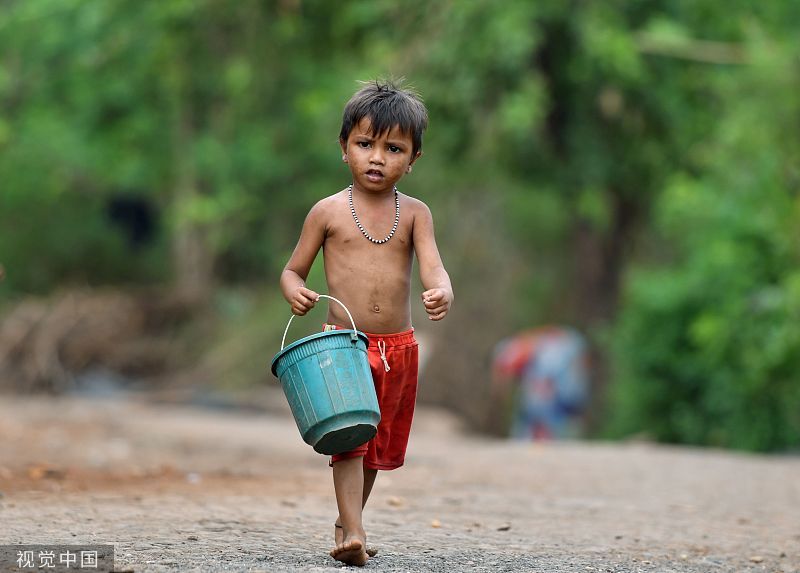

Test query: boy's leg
[335,468,378,550]
[330,457,369,566]
[362,467,378,503]
[330,329,416,560]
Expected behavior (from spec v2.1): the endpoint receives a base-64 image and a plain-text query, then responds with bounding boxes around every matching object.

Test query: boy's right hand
[290,286,320,316]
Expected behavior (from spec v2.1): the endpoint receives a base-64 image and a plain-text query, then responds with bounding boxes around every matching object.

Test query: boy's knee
[329,453,366,468]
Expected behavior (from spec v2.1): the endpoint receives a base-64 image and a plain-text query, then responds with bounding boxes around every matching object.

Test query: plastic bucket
[270,295,380,455]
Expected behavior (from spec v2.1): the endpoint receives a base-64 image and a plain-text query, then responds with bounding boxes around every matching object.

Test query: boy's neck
[350,183,398,200]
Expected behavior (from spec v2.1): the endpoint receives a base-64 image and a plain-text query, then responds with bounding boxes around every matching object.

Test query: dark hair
[339,79,428,157]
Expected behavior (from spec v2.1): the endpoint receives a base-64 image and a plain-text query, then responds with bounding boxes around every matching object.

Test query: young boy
[280,80,453,566]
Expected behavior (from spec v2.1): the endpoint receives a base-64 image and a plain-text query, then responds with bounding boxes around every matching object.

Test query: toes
[330,538,368,566]
[339,538,363,553]
[330,539,356,557]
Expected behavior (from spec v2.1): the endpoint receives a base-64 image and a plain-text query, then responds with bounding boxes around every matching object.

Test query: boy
[280,80,453,566]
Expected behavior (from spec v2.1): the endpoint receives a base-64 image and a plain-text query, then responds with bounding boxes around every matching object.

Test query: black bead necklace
[347,184,400,245]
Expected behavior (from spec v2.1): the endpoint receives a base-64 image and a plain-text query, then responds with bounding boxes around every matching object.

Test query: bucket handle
[281,294,359,350]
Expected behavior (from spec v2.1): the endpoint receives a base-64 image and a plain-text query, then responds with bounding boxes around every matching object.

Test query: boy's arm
[412,202,453,321]
[280,201,326,315]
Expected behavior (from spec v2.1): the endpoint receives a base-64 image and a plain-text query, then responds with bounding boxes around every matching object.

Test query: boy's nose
[369,149,385,164]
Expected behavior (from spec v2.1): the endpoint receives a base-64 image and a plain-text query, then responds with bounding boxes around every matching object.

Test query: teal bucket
[270,295,380,455]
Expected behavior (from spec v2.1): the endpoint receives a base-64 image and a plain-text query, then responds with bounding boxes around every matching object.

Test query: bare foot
[330,534,369,567]
[335,522,377,557]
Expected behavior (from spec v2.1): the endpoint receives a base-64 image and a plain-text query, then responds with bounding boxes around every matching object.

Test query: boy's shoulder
[306,188,348,219]
[399,192,433,220]
[313,188,349,209]
[395,191,427,209]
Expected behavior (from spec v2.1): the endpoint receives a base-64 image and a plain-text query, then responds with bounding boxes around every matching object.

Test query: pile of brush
[0,289,196,393]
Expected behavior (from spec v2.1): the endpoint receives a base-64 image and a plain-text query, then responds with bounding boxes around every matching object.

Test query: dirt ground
[0,390,798,573]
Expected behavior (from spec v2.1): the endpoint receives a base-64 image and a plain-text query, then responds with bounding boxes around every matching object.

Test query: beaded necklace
[347,184,400,245]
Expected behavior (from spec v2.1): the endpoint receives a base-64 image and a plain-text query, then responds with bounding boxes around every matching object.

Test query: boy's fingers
[425,303,448,314]
[291,298,315,315]
[423,293,444,305]
[422,289,451,317]
[295,292,317,306]
[425,296,449,310]
[297,287,319,302]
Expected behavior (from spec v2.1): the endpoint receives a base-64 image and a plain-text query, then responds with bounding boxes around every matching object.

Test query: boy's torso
[319,189,420,334]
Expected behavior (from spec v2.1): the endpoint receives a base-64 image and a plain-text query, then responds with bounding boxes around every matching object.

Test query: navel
[372,304,380,313]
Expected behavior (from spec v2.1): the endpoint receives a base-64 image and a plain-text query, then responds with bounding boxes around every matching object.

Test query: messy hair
[339,79,428,157]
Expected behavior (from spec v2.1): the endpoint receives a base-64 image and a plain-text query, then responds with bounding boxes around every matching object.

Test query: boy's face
[340,117,420,193]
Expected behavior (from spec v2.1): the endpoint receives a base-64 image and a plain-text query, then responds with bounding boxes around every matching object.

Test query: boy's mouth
[365,169,384,181]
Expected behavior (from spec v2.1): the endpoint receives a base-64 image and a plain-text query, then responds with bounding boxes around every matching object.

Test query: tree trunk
[171,110,213,306]
[570,191,640,433]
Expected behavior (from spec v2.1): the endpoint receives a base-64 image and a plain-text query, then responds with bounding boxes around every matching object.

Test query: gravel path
[0,393,798,572]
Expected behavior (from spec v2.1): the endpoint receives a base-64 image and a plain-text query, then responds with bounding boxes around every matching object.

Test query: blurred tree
[0,0,370,298]
[607,21,800,451]
[409,1,700,428]
[1,0,798,449]
[409,1,800,443]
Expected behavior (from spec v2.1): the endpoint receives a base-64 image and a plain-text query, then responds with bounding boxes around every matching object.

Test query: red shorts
[325,325,419,470]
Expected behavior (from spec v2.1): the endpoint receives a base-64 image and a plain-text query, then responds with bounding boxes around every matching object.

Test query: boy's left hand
[422,288,452,321]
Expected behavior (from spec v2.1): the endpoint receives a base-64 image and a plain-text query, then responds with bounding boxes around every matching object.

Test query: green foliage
[607,30,800,451]
[2,0,799,450]
[0,0,371,293]
[610,187,800,450]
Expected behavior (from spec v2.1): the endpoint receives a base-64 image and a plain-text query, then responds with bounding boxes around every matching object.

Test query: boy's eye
[388,145,401,153]
[357,141,371,148]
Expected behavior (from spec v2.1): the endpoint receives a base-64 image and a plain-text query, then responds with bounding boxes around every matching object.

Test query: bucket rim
[270,329,369,377]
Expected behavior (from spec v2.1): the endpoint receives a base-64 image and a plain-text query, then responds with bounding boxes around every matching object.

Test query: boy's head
[339,79,428,158]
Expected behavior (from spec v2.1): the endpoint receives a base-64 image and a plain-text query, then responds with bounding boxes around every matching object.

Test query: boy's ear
[409,150,423,166]
[339,138,347,154]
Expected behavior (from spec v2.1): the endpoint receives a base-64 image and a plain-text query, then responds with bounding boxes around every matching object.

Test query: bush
[607,176,800,452]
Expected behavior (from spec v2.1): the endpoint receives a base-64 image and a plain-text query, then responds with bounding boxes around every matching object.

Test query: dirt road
[0,391,798,572]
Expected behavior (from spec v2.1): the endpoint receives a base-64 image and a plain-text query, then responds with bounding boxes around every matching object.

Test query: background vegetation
[1,0,798,451]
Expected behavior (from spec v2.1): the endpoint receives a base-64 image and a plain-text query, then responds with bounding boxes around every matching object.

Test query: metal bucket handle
[281,294,359,350]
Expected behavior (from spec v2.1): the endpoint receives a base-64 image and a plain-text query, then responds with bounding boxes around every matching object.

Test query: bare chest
[325,209,414,257]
